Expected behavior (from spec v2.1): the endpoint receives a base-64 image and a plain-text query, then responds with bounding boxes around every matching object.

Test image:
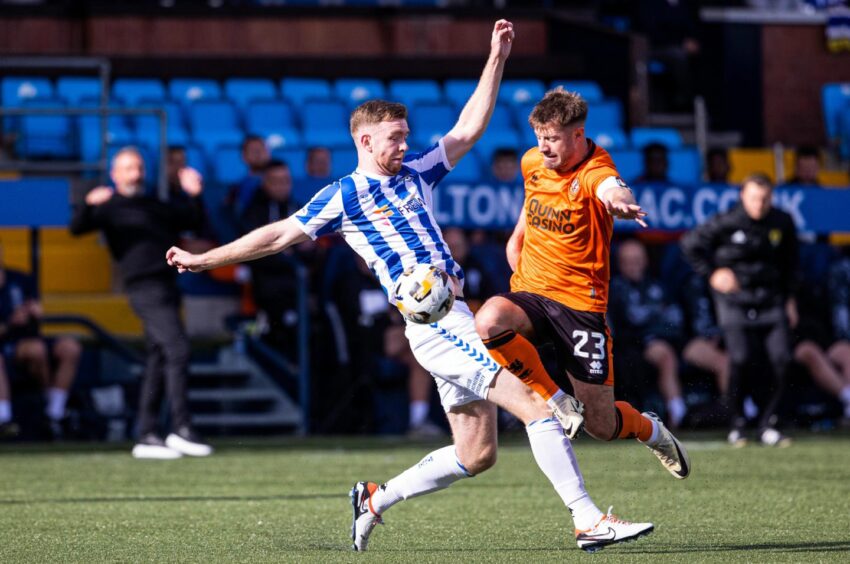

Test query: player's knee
[54,337,82,361]
[19,339,48,360]
[794,341,817,364]
[474,300,504,338]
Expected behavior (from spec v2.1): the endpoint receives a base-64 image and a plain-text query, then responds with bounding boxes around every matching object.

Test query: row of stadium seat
[822,83,850,158]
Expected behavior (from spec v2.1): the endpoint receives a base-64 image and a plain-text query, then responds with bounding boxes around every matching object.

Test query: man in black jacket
[70,147,212,459]
[681,173,799,447]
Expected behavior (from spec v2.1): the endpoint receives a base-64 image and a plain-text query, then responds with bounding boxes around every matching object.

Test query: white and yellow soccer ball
[393,263,456,324]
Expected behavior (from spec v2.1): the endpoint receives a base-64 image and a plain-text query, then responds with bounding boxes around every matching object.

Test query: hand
[709,267,740,294]
[26,301,42,319]
[166,246,206,273]
[10,306,30,326]
[786,297,799,329]
[491,19,514,59]
[85,186,113,206]
[604,199,648,228]
[178,167,203,197]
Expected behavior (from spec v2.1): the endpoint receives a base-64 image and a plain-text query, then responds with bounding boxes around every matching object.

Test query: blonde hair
[350,100,408,135]
[529,87,588,130]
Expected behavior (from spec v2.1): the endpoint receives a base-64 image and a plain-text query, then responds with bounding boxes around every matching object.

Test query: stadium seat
[728,148,776,183]
[631,127,683,150]
[474,132,523,165]
[388,79,442,108]
[587,128,629,151]
[78,98,134,162]
[17,99,75,159]
[2,76,54,132]
[330,148,358,179]
[335,78,386,108]
[184,144,209,180]
[57,77,103,106]
[445,152,482,184]
[224,78,277,111]
[840,105,850,159]
[585,100,623,132]
[668,147,702,186]
[607,149,643,183]
[443,79,477,110]
[112,78,166,106]
[280,78,333,107]
[549,80,604,103]
[273,148,307,180]
[499,79,545,106]
[187,100,244,158]
[822,83,850,142]
[212,145,248,186]
[169,78,222,106]
[410,103,455,149]
[301,101,351,148]
[134,100,190,149]
[245,101,301,150]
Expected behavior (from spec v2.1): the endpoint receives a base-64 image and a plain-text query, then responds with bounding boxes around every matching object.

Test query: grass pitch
[1,432,849,563]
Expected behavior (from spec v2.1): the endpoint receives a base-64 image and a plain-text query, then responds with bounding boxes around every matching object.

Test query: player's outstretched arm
[599,186,648,228]
[443,19,514,167]
[166,216,310,273]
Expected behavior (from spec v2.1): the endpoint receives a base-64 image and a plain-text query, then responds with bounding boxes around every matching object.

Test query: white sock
[526,417,603,530]
[667,397,687,428]
[839,386,850,407]
[641,417,661,445]
[545,389,566,409]
[370,445,471,514]
[45,388,69,421]
[743,396,759,419]
[0,400,11,424]
[409,400,429,428]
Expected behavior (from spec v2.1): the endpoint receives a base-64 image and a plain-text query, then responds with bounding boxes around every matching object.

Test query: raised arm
[166,215,310,273]
[443,20,514,167]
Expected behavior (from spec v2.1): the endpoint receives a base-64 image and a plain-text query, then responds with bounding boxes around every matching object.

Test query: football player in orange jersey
[474,89,691,489]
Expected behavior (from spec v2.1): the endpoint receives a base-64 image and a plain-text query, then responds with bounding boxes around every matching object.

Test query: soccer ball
[393,264,456,324]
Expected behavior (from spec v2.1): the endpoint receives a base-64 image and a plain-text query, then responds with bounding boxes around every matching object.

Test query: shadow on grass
[0,492,341,506]
[623,540,850,554]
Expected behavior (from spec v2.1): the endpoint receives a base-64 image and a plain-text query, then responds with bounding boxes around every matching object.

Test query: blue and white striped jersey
[295,139,464,302]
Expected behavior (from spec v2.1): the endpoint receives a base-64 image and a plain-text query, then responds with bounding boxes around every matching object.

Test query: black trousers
[717,300,791,432]
[126,275,191,436]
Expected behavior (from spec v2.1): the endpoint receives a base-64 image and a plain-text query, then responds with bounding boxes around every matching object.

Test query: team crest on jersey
[769,228,782,246]
[570,179,580,195]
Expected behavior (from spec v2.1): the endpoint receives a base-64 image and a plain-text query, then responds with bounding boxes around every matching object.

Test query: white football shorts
[404,299,502,411]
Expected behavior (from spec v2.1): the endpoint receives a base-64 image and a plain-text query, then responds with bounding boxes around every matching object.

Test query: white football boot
[350,481,383,551]
[549,393,585,440]
[641,412,691,479]
[575,507,654,552]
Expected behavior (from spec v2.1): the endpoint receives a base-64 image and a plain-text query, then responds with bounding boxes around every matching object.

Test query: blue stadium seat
[445,152,482,184]
[17,99,75,159]
[169,78,222,106]
[410,103,455,149]
[273,148,307,180]
[822,83,850,141]
[135,101,190,149]
[335,78,386,108]
[79,105,135,163]
[184,144,209,180]
[668,147,701,186]
[112,79,166,106]
[245,100,301,150]
[301,101,351,148]
[840,106,850,158]
[388,79,442,108]
[587,128,629,151]
[280,78,332,107]
[2,76,54,131]
[607,149,643,183]
[57,77,103,106]
[474,132,523,166]
[631,127,683,149]
[187,100,243,158]
[499,79,545,106]
[444,79,477,110]
[330,148,358,179]
[212,145,248,186]
[585,100,623,132]
[549,80,604,103]
[224,78,278,111]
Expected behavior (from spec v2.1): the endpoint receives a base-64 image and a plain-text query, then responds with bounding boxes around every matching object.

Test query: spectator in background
[785,146,821,186]
[0,358,16,438]
[0,241,81,438]
[681,173,799,447]
[679,274,730,401]
[609,239,688,428]
[636,142,670,183]
[489,147,522,184]
[228,135,270,215]
[442,227,500,312]
[826,251,850,423]
[294,146,333,205]
[70,147,212,459]
[706,147,731,184]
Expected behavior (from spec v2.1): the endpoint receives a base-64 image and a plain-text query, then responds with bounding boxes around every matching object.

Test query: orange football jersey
[511,141,622,313]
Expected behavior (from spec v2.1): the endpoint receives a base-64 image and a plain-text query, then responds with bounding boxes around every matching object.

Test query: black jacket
[69,192,204,285]
[680,204,799,309]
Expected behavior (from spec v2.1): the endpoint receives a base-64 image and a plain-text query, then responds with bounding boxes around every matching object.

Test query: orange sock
[483,330,561,400]
[614,401,654,441]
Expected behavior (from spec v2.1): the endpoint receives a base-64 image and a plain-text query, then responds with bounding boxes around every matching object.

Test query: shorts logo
[589,360,603,375]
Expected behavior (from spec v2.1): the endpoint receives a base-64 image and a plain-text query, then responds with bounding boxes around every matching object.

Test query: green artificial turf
[1,432,849,563]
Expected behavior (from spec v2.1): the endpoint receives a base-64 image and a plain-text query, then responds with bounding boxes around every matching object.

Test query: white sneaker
[350,481,383,551]
[727,428,748,448]
[549,393,585,439]
[132,434,182,460]
[759,428,792,448]
[165,427,213,457]
[575,506,654,552]
[641,412,691,479]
